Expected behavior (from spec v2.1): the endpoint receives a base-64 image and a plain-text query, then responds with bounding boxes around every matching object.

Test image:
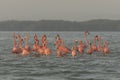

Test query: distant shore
[0,19,120,31]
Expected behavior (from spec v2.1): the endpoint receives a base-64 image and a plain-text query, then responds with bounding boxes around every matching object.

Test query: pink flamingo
[12,33,20,54]
[32,34,39,52]
[24,35,31,52]
[97,35,103,52]
[17,35,30,56]
[78,40,84,54]
[84,31,90,48]
[87,42,93,55]
[71,40,78,57]
[103,41,110,54]
[91,36,97,51]
[58,40,71,55]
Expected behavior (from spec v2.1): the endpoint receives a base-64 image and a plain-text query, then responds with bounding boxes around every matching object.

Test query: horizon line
[0,18,120,22]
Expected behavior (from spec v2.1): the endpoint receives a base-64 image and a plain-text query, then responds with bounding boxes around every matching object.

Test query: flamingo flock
[12,31,110,57]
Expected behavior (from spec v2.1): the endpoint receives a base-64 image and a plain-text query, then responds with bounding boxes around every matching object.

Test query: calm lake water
[0,31,119,80]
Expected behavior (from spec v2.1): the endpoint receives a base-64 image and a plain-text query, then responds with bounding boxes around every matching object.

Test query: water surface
[0,31,119,80]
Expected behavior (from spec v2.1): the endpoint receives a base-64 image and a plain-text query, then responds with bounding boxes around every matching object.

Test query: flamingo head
[84,31,90,35]
[79,40,83,44]
[24,35,29,40]
[74,39,78,44]
[94,35,98,41]
[89,42,92,46]
[57,34,60,37]
[105,41,109,45]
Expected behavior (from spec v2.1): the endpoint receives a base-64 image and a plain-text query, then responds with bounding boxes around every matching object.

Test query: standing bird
[84,31,90,48]
[97,35,103,52]
[41,35,52,56]
[12,33,20,54]
[32,34,40,52]
[43,45,52,56]
[17,35,30,56]
[58,40,71,55]
[91,36,97,52]
[71,40,78,58]
[55,34,63,57]
[87,42,93,55]
[24,35,31,52]
[103,41,110,54]
[78,40,84,54]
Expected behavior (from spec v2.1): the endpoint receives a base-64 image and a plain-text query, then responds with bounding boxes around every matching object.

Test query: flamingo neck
[94,38,96,46]
[18,37,23,47]
[104,43,108,48]
[61,40,64,46]
[25,38,29,47]
[98,39,101,47]
[13,36,17,47]
[19,44,24,50]
[84,33,89,46]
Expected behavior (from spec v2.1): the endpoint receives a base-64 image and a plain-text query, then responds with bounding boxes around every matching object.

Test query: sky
[0,0,120,21]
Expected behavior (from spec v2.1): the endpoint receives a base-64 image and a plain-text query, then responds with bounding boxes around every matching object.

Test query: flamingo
[12,33,20,54]
[87,42,93,55]
[71,40,78,57]
[17,35,30,56]
[84,31,90,48]
[32,34,39,52]
[20,47,30,56]
[91,36,97,51]
[58,40,71,55]
[41,34,47,47]
[43,45,51,56]
[54,34,62,49]
[36,46,44,55]
[78,40,84,54]
[24,35,31,52]
[54,34,70,56]
[56,46,62,57]
[97,35,103,52]
[54,34,63,57]
[43,40,51,56]
[103,41,110,54]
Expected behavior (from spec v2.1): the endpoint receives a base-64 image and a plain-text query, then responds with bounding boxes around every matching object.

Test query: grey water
[0,31,119,80]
